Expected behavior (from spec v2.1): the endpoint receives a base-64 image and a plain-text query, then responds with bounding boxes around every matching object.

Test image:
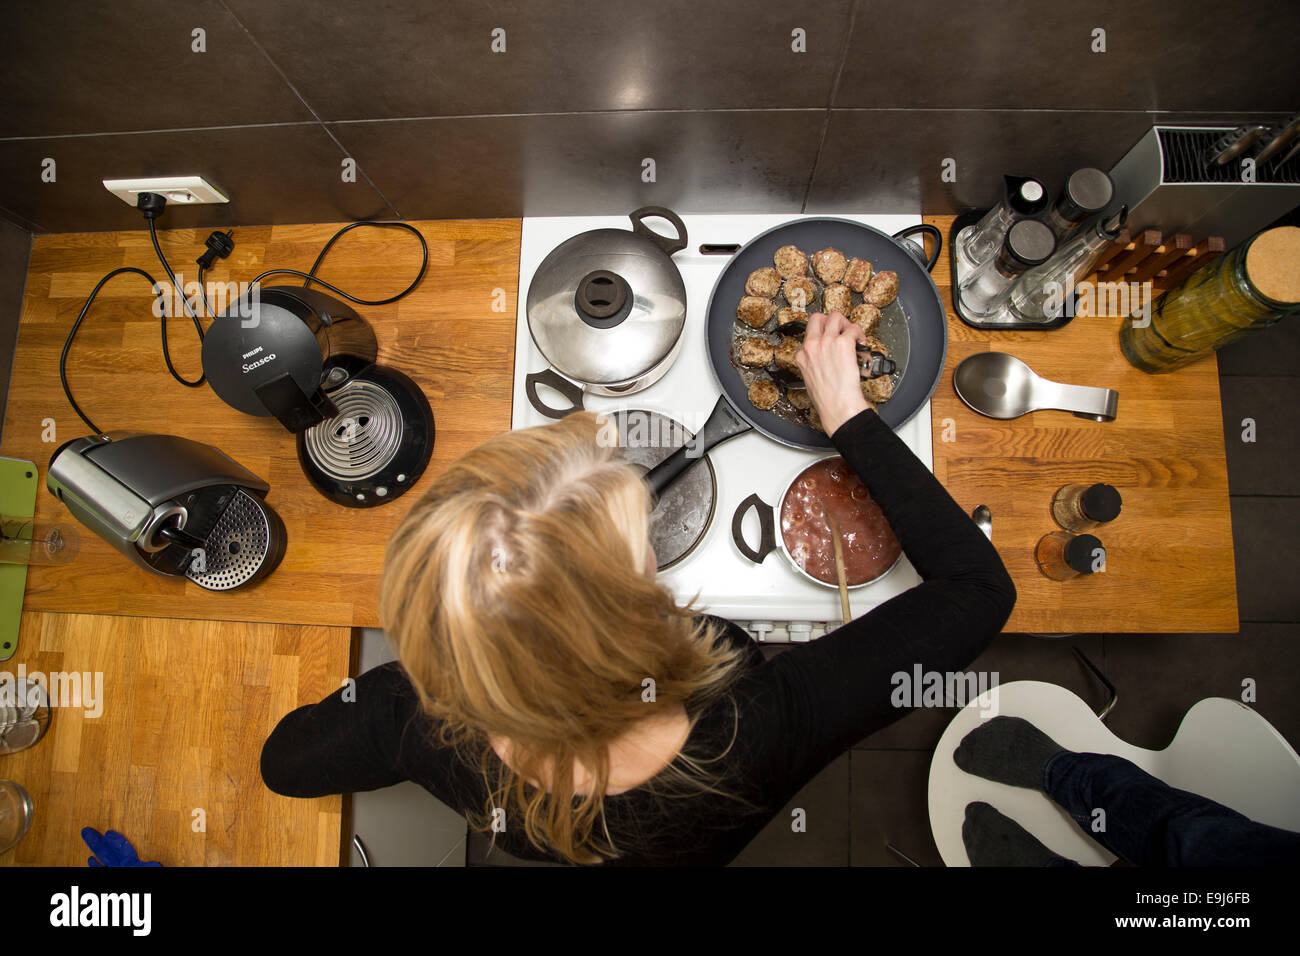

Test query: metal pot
[524,206,689,419]
[731,456,902,590]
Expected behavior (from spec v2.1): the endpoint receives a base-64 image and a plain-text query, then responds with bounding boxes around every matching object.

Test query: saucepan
[731,455,902,590]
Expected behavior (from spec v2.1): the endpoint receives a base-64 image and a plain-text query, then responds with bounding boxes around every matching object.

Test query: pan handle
[645,395,751,499]
[525,369,585,419]
[892,224,942,273]
[630,206,689,256]
[731,493,776,564]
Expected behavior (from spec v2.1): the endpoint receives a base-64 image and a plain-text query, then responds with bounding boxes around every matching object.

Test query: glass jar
[1008,206,1127,324]
[1035,532,1105,581]
[1052,483,1122,532]
[1119,226,1300,373]
[957,219,1056,318]
[1043,168,1114,243]
[956,176,1048,270]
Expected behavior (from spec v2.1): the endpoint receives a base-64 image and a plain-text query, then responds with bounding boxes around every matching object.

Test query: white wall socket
[103,176,230,206]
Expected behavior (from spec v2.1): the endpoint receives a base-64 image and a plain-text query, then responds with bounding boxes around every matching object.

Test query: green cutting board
[0,456,39,662]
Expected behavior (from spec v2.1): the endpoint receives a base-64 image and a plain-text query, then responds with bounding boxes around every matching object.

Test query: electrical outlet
[103,176,229,207]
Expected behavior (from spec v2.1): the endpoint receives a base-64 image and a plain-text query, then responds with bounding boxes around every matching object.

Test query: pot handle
[892,223,942,273]
[731,493,776,565]
[630,206,689,256]
[525,369,585,420]
[645,396,751,500]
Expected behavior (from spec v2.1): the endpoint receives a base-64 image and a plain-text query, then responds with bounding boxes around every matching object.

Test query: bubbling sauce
[779,457,901,586]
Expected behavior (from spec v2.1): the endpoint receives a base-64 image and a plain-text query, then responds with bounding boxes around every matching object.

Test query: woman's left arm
[260,661,419,797]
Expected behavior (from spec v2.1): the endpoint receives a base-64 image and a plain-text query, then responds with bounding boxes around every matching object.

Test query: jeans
[1039,752,1300,867]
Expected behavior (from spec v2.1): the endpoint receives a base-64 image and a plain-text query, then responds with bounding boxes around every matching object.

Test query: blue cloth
[81,827,163,867]
[1042,752,1300,867]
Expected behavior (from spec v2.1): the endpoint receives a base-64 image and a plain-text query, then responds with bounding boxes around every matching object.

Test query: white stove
[511,213,933,642]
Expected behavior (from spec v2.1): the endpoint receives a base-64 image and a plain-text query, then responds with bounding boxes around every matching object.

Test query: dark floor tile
[330,111,825,220]
[0,1,311,137]
[1217,316,1300,377]
[849,750,942,866]
[853,634,1108,751]
[730,752,851,866]
[1102,625,1300,751]
[0,125,395,234]
[1230,496,1300,622]
[466,831,563,867]
[1219,378,1300,496]
[227,0,850,119]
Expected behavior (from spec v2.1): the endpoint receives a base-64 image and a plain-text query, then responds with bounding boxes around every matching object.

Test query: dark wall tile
[1230,496,1300,622]
[226,0,850,120]
[1219,378,1300,496]
[731,753,850,866]
[807,109,1154,215]
[0,220,33,443]
[0,125,395,234]
[1102,625,1300,752]
[0,1,311,137]
[330,111,825,219]
[834,1,1300,112]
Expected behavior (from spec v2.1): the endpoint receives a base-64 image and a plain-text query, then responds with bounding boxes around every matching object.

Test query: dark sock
[953,715,1068,790]
[963,802,1071,867]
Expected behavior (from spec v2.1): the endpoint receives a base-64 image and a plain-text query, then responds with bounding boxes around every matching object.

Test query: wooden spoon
[825,512,852,623]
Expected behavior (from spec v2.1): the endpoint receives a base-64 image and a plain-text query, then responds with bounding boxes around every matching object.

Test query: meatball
[808,406,825,434]
[737,337,774,368]
[773,244,808,279]
[773,336,802,375]
[745,267,782,298]
[787,388,813,410]
[823,283,853,315]
[862,374,894,405]
[844,257,873,293]
[850,303,882,336]
[783,277,817,310]
[736,295,776,329]
[777,306,808,328]
[863,270,899,308]
[862,335,889,357]
[748,379,781,411]
[811,247,848,284]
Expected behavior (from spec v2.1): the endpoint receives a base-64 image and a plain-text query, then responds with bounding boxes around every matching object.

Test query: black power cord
[59,194,430,435]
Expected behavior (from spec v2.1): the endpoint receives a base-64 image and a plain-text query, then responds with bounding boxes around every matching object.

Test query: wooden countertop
[923,215,1237,633]
[3,220,521,628]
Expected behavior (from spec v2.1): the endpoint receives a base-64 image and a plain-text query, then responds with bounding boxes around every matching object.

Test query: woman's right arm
[741,312,1015,786]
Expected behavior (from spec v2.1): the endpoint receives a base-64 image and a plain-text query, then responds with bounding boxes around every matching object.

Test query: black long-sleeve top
[260,409,1016,865]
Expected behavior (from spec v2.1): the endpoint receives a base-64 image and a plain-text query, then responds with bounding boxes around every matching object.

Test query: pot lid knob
[575,269,631,327]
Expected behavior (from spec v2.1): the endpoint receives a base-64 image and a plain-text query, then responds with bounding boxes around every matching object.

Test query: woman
[260,311,1016,865]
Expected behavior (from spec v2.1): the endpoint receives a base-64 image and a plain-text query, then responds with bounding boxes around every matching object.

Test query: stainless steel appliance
[47,433,286,591]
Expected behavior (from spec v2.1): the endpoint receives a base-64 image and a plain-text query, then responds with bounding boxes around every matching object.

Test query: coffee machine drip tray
[297,364,434,508]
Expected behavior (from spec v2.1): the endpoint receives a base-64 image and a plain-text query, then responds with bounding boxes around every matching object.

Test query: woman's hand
[796,311,874,436]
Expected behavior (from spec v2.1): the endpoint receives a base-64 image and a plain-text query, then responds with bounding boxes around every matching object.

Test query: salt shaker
[1035,532,1105,581]
[1051,483,1122,532]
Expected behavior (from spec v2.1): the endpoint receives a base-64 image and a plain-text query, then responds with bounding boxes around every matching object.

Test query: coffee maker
[47,433,286,590]
[200,286,434,507]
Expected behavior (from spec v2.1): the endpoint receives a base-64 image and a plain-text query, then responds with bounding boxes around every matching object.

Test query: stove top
[512,213,934,640]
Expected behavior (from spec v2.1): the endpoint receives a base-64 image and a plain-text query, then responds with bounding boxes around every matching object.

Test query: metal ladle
[953,352,1118,422]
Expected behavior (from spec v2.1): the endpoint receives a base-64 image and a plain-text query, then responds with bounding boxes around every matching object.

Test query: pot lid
[526,207,688,386]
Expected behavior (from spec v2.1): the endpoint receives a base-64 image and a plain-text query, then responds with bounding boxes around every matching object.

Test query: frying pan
[646,219,947,497]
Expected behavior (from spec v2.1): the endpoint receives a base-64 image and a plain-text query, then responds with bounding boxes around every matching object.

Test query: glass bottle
[1043,168,1114,243]
[1008,206,1128,324]
[0,780,34,854]
[957,219,1056,318]
[1052,483,1122,532]
[1119,226,1300,373]
[1035,532,1105,581]
[956,175,1048,270]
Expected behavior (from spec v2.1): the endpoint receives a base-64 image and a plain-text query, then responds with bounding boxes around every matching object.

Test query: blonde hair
[380,412,749,863]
